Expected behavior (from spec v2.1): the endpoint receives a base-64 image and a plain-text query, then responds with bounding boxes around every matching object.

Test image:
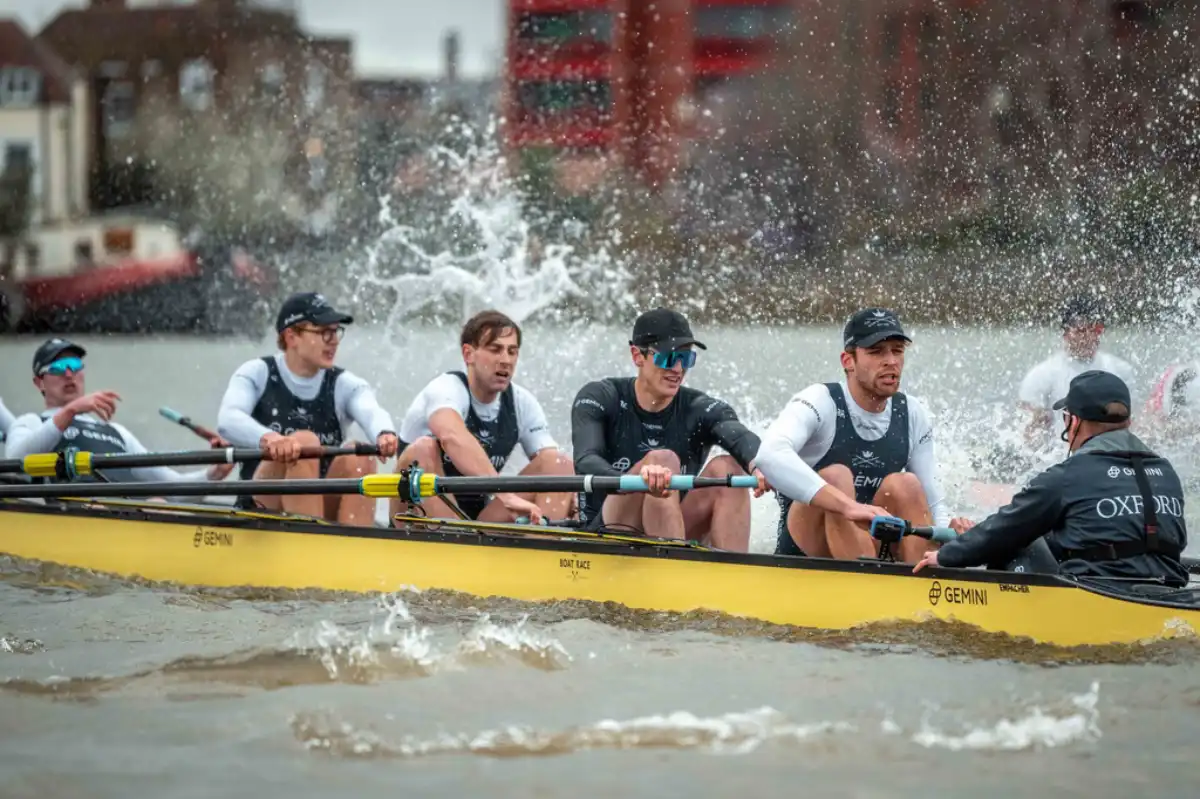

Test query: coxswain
[915,370,1190,588]
[756,308,972,563]
[1018,295,1135,449]
[392,310,573,524]
[570,307,765,551]
[5,338,234,484]
[216,292,398,524]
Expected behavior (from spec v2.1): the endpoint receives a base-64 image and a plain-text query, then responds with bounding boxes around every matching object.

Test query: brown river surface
[2,323,1199,797]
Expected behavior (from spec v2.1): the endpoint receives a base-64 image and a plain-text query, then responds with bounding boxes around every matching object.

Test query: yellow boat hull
[1,500,1197,648]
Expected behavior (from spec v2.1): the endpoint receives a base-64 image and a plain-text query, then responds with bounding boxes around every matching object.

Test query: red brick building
[37,0,356,214]
[503,0,790,185]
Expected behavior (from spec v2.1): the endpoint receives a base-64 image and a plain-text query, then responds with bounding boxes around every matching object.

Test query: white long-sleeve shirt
[216,354,395,447]
[397,372,557,457]
[0,398,14,440]
[755,380,951,526]
[4,410,209,483]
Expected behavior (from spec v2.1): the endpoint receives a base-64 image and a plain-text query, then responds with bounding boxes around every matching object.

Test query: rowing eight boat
[1,493,1197,648]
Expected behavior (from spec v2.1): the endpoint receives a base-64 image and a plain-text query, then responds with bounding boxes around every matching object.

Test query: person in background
[1018,295,1135,449]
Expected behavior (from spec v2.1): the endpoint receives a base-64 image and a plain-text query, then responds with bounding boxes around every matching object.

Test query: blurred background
[0,0,1197,334]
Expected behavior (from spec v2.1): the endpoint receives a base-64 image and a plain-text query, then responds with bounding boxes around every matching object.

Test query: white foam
[912,681,1102,752]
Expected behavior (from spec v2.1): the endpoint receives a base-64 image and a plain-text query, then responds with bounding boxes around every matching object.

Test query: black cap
[1061,295,1104,329]
[630,307,707,351]
[275,292,353,333]
[1052,370,1132,421]
[843,307,912,349]
[32,337,86,375]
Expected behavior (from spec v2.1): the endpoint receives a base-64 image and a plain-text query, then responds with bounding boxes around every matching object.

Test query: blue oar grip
[928,526,958,544]
[618,475,693,491]
[869,516,908,538]
[158,407,185,423]
[728,475,759,489]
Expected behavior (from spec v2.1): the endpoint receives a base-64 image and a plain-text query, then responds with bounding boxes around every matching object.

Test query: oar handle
[159,406,221,443]
[869,516,958,545]
[405,471,759,501]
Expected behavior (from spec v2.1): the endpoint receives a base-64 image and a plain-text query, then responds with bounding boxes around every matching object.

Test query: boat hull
[0,501,1197,648]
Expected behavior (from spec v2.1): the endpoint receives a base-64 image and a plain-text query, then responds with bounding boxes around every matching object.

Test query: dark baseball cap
[843,307,912,349]
[1061,295,1104,329]
[1052,370,1131,421]
[630,307,707,351]
[275,291,353,333]
[32,337,86,374]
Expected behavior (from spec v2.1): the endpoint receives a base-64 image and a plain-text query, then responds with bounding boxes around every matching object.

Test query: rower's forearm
[755,440,825,503]
[216,410,272,448]
[5,419,65,458]
[440,434,499,477]
[346,391,396,442]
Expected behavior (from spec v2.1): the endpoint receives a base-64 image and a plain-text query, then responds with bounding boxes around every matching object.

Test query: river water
[1,323,1199,797]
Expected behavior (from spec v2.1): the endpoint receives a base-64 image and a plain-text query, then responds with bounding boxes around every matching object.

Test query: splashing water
[344,117,634,340]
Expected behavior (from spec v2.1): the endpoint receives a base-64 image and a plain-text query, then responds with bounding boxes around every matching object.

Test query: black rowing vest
[46,410,134,483]
[776,383,910,555]
[431,371,519,519]
[239,357,344,481]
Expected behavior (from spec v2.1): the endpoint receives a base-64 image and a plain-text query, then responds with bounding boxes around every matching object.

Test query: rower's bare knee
[327,450,376,479]
[701,454,745,478]
[291,430,322,448]
[640,449,681,472]
[876,472,926,505]
[818,464,854,492]
[527,448,574,475]
[396,436,443,471]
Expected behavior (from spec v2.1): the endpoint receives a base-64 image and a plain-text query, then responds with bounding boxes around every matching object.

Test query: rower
[1018,295,1135,449]
[5,338,234,484]
[391,310,573,524]
[915,370,1190,588]
[1140,363,1200,445]
[570,307,765,551]
[756,308,972,563]
[0,397,13,442]
[216,292,398,525]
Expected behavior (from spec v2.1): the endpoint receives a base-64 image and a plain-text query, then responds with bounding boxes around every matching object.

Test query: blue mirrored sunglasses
[649,349,698,370]
[40,356,84,376]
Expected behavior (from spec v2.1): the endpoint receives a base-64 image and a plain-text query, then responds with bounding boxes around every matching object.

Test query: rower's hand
[639,464,674,497]
[949,517,975,535]
[376,432,399,461]
[843,502,891,524]
[913,549,940,574]
[66,390,121,421]
[752,468,771,498]
[207,434,231,449]
[498,492,543,524]
[260,432,303,463]
[206,462,235,481]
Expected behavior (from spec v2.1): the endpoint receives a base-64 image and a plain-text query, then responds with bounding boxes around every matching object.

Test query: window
[304,62,327,112]
[694,6,789,40]
[179,58,215,112]
[516,80,611,117]
[0,68,42,106]
[101,81,136,139]
[516,11,613,44]
[4,143,33,174]
[260,61,286,98]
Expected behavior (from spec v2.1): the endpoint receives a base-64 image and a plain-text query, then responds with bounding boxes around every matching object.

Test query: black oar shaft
[0,444,381,478]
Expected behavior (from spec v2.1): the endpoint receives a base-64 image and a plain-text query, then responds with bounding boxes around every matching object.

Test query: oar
[0,470,759,500]
[869,516,1200,577]
[0,444,382,480]
[158,406,221,442]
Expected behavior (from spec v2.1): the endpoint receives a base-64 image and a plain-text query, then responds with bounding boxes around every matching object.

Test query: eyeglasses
[294,325,346,344]
[644,348,698,370]
[39,356,84,376]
